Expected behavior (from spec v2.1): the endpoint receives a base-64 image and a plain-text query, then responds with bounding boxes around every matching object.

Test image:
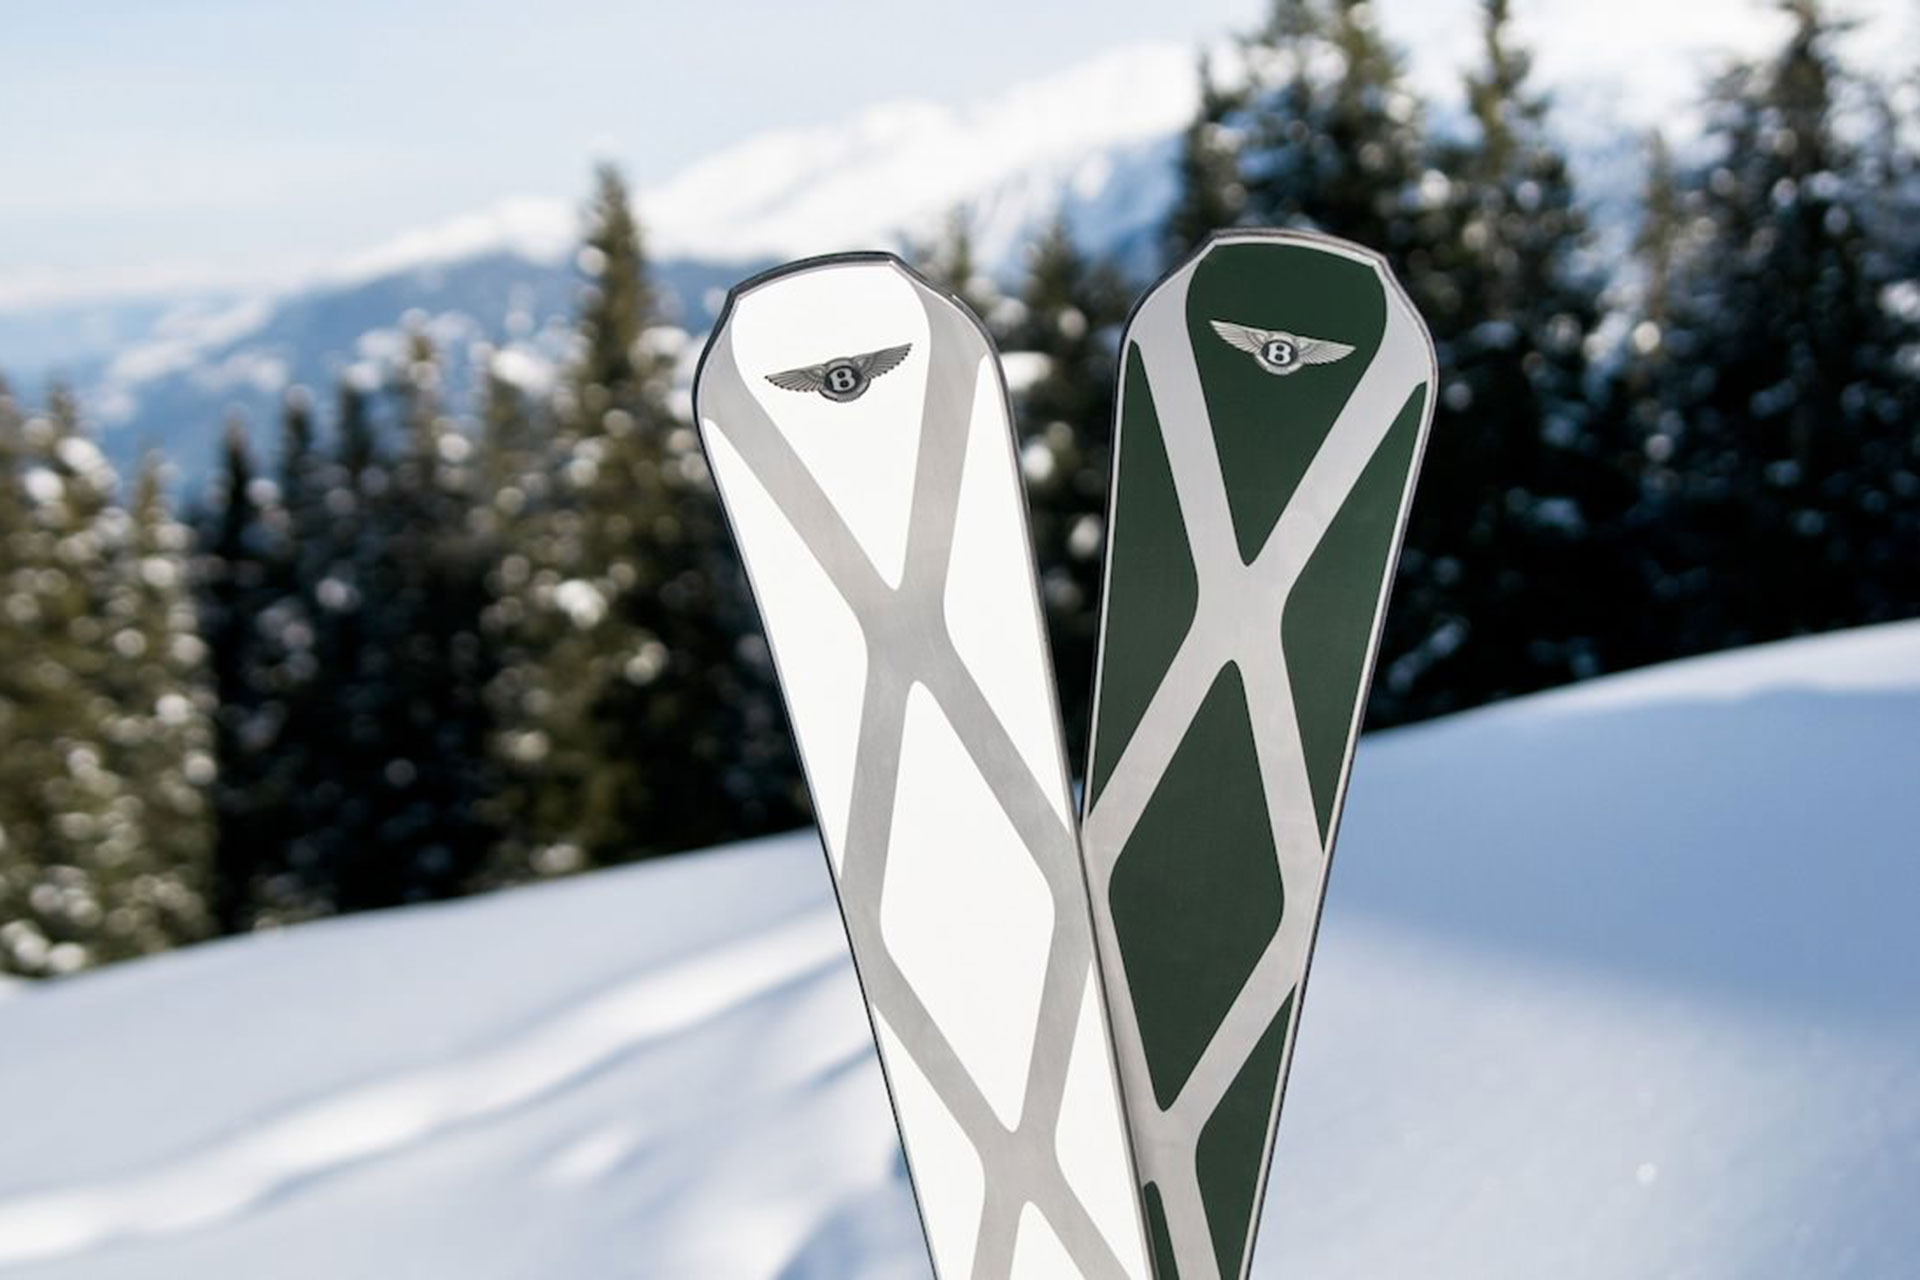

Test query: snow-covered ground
[2,621,1917,1278]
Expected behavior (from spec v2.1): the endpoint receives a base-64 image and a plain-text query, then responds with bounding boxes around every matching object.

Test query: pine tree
[1650,0,1920,653]
[1,387,210,973]
[1373,0,1620,722]
[24,389,147,971]
[1258,0,1427,253]
[265,383,388,922]
[0,377,23,905]
[197,418,295,931]
[492,165,773,879]
[1003,212,1132,764]
[1164,55,1247,260]
[0,375,64,972]
[1588,132,1705,671]
[97,456,216,954]
[1174,0,1429,262]
[912,206,1003,326]
[259,389,335,919]
[475,360,544,545]
[196,362,506,920]
[313,337,498,910]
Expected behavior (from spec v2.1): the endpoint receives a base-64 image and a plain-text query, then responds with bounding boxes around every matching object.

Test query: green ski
[1079,230,1437,1280]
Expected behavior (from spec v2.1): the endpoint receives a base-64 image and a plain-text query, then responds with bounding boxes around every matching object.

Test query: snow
[99,302,273,390]
[2,622,1917,1277]
[487,346,558,397]
[1533,621,1920,715]
[999,351,1053,395]
[325,198,579,287]
[188,351,289,398]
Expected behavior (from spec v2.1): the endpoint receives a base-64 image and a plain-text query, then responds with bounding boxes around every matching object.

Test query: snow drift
[1,621,1916,1278]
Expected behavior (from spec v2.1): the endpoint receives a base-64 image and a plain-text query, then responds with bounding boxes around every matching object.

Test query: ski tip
[698,252,944,383]
[1190,226,1394,272]
[722,249,913,308]
[695,251,1004,415]
[1123,227,1437,385]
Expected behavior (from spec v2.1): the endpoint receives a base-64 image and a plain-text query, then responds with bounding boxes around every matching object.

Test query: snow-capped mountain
[56,253,755,481]
[1,620,1916,1277]
[640,42,1198,271]
[4,0,1913,487]
[12,43,1202,485]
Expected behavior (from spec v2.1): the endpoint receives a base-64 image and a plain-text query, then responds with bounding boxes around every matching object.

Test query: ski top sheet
[1079,230,1437,1280]
[693,253,1153,1280]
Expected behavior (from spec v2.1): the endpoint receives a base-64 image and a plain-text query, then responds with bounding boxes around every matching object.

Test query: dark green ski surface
[1081,230,1437,1280]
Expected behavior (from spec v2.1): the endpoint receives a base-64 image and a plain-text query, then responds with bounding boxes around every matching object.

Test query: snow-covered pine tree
[489,165,754,880]
[306,336,500,911]
[0,387,211,973]
[911,206,1003,325]
[1373,0,1623,723]
[1649,0,1920,654]
[1169,0,1428,262]
[1237,0,1429,258]
[475,361,548,847]
[197,418,298,931]
[0,374,30,953]
[1587,131,1712,673]
[256,389,335,922]
[98,456,216,955]
[0,377,90,974]
[1002,211,1132,765]
[474,358,545,548]
[1617,132,1688,476]
[1163,54,1247,260]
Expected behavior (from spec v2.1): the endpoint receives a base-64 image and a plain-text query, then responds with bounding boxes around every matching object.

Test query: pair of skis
[693,231,1437,1280]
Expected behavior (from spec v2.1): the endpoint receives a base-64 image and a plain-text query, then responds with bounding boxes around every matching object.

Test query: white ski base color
[1,621,1918,1278]
[874,1014,985,1280]
[697,255,1150,1277]
[723,260,932,589]
[702,426,869,866]
[881,684,1055,1133]
[946,355,1073,830]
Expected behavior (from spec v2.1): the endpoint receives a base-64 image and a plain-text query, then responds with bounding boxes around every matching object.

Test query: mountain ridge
[4,0,1913,484]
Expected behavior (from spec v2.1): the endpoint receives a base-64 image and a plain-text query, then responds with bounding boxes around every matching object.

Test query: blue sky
[6,0,1909,312]
[0,0,1259,304]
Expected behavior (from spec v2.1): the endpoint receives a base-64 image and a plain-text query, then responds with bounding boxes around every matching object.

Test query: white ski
[694,253,1152,1280]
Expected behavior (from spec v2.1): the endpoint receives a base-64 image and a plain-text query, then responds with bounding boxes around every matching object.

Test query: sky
[0,0,1263,307]
[2,0,1910,313]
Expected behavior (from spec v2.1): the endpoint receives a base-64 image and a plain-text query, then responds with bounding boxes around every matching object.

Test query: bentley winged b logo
[765,343,913,403]
[1210,319,1355,377]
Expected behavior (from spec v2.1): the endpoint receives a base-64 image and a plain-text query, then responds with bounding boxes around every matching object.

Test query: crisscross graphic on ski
[1081,230,1437,1280]
[694,254,1153,1280]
